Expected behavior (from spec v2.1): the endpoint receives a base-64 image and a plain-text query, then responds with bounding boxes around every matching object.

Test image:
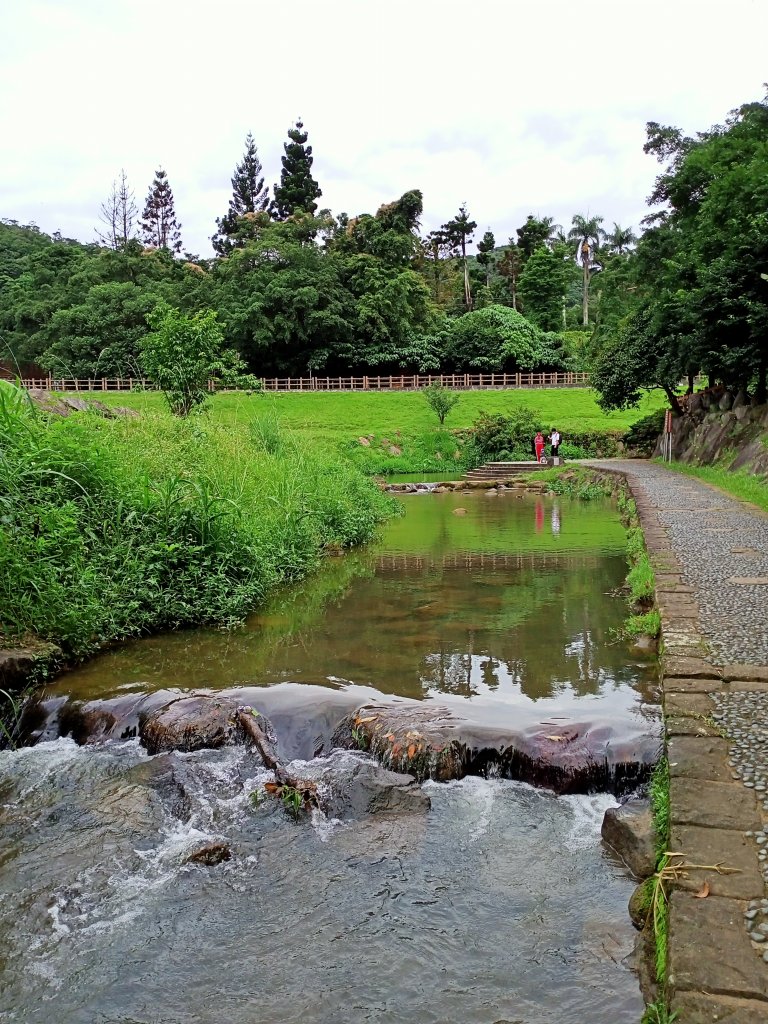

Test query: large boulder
[139,696,247,755]
[332,700,660,795]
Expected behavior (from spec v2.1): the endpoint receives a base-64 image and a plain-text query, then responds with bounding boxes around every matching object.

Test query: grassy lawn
[93,388,666,443]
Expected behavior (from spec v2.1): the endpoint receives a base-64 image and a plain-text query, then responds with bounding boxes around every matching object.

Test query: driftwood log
[235,707,320,813]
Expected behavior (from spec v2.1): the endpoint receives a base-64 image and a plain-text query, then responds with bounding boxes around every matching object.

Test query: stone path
[590,460,768,1022]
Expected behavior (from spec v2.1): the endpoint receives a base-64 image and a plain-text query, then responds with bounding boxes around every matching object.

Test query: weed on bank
[0,383,395,662]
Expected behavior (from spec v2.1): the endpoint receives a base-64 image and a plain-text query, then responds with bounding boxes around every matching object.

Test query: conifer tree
[212,133,270,255]
[441,204,477,310]
[96,169,137,250]
[476,229,496,286]
[140,167,182,254]
[271,119,322,220]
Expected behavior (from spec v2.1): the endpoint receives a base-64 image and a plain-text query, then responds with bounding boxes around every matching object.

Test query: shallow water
[0,740,642,1023]
[2,492,654,1020]
[50,492,657,712]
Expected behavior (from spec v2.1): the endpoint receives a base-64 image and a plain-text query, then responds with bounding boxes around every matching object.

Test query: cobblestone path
[590,460,768,1021]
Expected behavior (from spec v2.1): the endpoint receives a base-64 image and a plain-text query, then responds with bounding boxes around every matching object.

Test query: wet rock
[332,704,468,782]
[333,701,660,794]
[122,753,193,821]
[0,644,60,689]
[302,750,431,818]
[628,879,653,929]
[184,841,232,866]
[601,798,657,878]
[139,696,246,755]
[58,703,118,745]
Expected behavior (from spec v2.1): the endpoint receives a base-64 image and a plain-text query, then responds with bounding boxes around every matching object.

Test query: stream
[0,490,658,1022]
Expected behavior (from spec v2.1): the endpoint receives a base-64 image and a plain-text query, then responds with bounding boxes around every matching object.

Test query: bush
[462,406,543,465]
[0,381,394,660]
[624,409,666,455]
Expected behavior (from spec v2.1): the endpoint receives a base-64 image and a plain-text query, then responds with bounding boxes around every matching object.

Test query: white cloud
[2,0,767,254]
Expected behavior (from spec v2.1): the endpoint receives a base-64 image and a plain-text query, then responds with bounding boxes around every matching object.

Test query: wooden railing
[9,371,592,393]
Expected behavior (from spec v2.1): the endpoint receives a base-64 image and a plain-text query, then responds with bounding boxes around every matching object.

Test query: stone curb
[588,462,768,1020]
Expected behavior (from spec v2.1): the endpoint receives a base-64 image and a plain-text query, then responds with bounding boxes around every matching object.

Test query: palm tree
[568,214,604,326]
[605,222,637,256]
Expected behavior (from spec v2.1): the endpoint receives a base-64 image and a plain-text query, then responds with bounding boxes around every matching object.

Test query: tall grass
[0,382,395,662]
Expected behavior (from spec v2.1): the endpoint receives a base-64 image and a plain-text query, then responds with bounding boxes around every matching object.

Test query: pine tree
[96,169,137,250]
[271,119,322,220]
[140,167,182,254]
[476,229,496,286]
[441,204,477,310]
[212,133,270,255]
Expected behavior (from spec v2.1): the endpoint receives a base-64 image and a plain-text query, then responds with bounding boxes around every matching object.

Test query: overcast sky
[2,0,767,257]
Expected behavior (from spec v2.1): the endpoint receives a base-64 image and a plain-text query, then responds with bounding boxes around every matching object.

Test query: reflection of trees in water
[412,561,630,700]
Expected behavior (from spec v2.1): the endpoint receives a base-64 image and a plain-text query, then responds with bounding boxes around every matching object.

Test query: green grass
[0,381,395,668]
[625,609,661,638]
[627,552,655,606]
[91,387,667,444]
[656,461,768,514]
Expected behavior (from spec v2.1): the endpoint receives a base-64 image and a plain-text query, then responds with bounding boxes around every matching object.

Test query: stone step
[464,460,554,480]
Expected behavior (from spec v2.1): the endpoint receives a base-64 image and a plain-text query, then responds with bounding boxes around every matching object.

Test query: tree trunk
[662,383,683,415]
[461,239,472,310]
[582,259,589,326]
[757,347,767,405]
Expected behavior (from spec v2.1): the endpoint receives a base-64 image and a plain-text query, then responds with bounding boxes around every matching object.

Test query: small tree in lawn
[422,380,460,425]
[141,305,260,416]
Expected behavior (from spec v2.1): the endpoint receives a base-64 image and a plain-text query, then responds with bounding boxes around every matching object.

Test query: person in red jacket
[534,430,545,463]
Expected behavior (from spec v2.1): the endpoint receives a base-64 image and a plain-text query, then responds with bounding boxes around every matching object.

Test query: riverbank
[590,459,768,1022]
[0,382,395,700]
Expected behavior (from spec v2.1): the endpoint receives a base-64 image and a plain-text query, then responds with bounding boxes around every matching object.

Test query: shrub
[625,409,666,455]
[463,406,543,465]
[0,381,394,661]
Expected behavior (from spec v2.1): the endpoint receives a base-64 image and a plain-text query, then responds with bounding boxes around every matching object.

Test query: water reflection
[50,491,656,710]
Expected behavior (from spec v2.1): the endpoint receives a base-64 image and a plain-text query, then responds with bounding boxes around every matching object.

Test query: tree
[476,229,496,286]
[516,215,561,259]
[604,223,637,256]
[272,119,322,220]
[422,381,460,425]
[568,213,603,325]
[496,243,523,310]
[212,133,270,255]
[443,304,543,372]
[141,305,258,416]
[140,168,182,254]
[419,228,457,306]
[96,169,137,251]
[591,304,683,412]
[441,204,477,310]
[519,246,566,331]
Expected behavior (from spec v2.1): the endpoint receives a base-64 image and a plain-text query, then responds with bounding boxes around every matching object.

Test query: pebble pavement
[597,460,768,666]
[589,459,768,1011]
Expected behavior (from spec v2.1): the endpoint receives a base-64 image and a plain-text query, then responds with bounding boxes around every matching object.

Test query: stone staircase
[463,460,553,481]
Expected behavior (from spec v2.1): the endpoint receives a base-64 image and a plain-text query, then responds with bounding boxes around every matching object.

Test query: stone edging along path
[587,460,768,1023]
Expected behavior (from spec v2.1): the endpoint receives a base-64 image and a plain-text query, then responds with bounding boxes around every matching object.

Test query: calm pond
[0,491,658,1023]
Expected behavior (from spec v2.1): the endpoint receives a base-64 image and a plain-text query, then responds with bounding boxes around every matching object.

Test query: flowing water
[0,492,657,1022]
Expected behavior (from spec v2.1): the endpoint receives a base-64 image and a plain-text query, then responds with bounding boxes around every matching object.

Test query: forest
[2,91,768,408]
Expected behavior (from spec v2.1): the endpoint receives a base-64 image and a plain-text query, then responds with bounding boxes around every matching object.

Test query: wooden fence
[5,371,592,393]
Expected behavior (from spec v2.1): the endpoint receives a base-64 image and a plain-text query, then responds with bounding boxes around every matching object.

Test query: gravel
[590,460,768,666]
